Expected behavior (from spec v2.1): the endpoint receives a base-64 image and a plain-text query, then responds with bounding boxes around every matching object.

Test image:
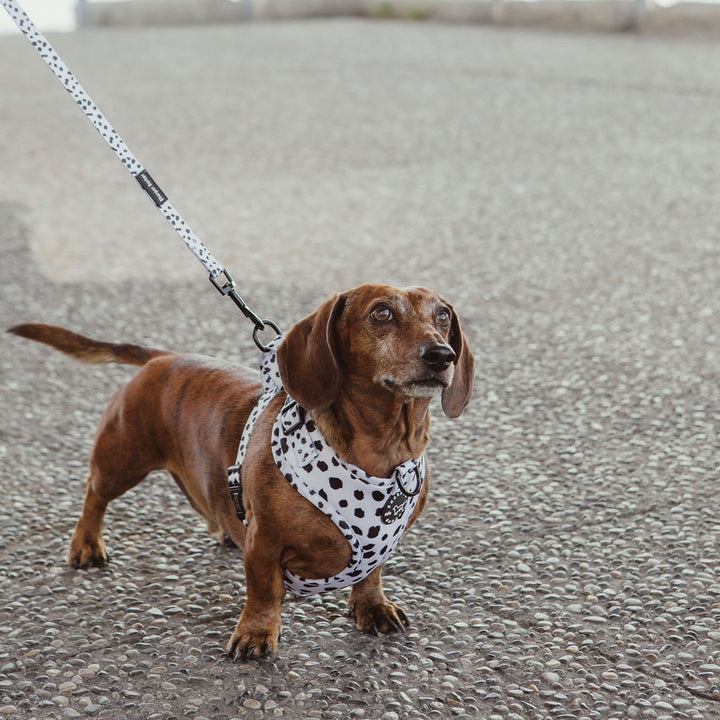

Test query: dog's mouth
[382,375,448,397]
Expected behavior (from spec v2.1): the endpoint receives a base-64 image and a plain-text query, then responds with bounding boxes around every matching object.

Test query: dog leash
[2,0,280,351]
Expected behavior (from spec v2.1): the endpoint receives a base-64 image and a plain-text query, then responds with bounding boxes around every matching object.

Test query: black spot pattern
[270,394,426,598]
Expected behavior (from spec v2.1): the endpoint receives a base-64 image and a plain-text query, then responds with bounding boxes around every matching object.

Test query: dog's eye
[370,305,393,323]
[436,308,451,328]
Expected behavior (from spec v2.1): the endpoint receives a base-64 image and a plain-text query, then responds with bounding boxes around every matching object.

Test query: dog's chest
[271,395,424,596]
[231,337,426,597]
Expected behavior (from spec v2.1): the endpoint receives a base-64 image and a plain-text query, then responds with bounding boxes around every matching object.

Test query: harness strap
[228,337,285,525]
[228,383,282,526]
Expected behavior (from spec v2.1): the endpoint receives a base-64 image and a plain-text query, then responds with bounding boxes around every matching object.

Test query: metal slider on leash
[2,0,280,352]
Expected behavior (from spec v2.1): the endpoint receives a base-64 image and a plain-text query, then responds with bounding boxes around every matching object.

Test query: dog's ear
[277,292,347,410]
[441,301,475,418]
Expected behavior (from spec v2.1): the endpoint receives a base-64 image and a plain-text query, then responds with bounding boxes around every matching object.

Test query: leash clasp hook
[209,269,281,351]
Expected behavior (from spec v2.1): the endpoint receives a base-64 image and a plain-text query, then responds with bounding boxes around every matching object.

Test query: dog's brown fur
[8,284,474,659]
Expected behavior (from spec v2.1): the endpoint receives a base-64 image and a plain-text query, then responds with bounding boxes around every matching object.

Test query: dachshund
[8,283,474,659]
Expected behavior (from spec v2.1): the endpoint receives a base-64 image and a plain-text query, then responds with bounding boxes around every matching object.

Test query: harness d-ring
[253,320,282,352]
[396,464,423,497]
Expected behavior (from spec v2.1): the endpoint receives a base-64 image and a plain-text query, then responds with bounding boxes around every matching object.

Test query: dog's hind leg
[67,390,163,568]
[68,464,153,568]
[67,462,156,569]
[67,474,115,568]
[169,471,236,547]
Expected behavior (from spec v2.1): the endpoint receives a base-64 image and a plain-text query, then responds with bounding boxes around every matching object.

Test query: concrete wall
[76,0,720,37]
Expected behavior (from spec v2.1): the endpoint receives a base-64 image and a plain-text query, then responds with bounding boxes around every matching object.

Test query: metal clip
[209,269,265,326]
[252,320,282,352]
[209,270,282,351]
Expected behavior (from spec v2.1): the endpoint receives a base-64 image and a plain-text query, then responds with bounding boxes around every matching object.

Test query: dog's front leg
[348,567,409,635]
[227,526,285,660]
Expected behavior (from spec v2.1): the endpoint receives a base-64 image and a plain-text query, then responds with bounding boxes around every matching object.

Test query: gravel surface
[2,18,720,720]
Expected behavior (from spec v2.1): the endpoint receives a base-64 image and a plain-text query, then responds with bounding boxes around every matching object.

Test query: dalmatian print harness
[228,337,426,597]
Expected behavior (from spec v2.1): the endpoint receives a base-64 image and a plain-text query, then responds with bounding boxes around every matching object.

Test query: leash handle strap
[2,0,225,280]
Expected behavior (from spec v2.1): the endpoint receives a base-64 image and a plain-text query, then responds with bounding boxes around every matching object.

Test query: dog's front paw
[67,532,108,569]
[349,597,409,635]
[226,619,280,661]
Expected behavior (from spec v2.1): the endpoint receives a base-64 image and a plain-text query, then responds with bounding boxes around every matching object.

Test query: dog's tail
[7,323,170,366]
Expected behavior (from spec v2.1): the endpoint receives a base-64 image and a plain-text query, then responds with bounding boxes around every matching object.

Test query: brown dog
[8,284,474,659]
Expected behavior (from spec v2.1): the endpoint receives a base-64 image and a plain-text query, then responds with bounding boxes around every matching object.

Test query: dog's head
[277,284,474,418]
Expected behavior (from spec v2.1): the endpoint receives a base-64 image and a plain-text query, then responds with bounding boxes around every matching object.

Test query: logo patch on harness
[380,491,408,525]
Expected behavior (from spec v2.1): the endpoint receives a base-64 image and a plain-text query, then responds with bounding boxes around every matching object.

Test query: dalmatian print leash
[2,0,223,277]
[2,0,279,346]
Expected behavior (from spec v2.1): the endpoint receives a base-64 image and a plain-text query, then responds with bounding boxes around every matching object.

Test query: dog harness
[228,337,426,597]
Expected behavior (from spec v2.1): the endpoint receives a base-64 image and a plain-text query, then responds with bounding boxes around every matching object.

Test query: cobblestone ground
[1,18,720,720]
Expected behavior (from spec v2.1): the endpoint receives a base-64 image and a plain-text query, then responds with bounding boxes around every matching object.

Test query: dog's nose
[420,343,456,372]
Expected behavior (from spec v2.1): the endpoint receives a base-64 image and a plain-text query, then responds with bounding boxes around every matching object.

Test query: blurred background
[3,0,720,36]
[1,0,76,31]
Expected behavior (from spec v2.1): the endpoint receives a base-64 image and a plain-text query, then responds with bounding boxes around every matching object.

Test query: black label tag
[135,169,168,207]
[380,492,407,525]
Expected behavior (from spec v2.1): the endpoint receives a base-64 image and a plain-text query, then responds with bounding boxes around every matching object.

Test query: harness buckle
[280,399,306,435]
[227,463,246,522]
